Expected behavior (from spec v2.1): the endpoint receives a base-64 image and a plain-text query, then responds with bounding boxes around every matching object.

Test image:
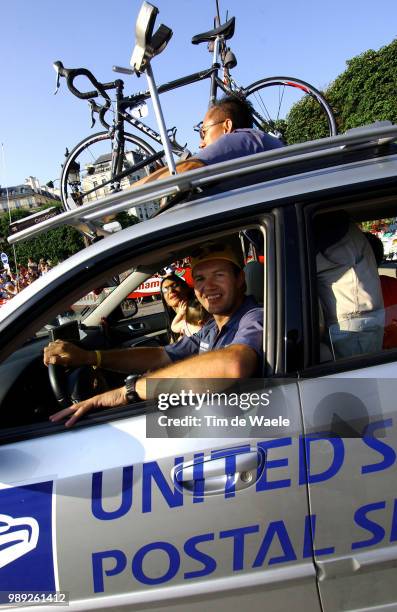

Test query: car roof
[8,122,397,247]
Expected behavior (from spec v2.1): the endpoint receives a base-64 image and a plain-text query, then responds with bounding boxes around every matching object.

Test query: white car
[0,123,397,611]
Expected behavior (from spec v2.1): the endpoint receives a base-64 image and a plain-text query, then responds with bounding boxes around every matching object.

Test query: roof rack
[8,122,397,245]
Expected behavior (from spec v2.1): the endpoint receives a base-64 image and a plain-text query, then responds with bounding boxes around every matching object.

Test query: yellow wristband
[93,350,102,369]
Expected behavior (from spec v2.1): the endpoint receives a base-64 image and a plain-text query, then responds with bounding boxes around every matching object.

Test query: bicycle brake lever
[54,72,61,95]
[88,99,97,128]
[167,126,180,148]
[167,127,190,155]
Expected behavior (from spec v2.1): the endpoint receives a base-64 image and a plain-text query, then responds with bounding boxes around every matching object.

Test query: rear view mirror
[120,298,138,318]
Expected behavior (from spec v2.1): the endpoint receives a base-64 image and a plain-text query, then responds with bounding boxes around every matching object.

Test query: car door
[108,305,168,348]
[0,413,317,611]
[298,369,397,612]
[298,190,397,612]
[0,210,320,611]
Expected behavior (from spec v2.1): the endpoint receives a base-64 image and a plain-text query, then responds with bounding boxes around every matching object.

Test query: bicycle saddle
[191,16,235,45]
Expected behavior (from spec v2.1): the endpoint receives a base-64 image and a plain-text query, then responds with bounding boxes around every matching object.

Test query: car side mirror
[120,298,138,319]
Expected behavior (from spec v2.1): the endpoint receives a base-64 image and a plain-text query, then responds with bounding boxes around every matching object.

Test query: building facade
[0,177,60,213]
[81,151,159,221]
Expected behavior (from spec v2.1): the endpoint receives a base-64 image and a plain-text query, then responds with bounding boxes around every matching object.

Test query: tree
[115,211,139,229]
[0,203,84,268]
[0,204,140,269]
[284,97,332,144]
[284,38,397,143]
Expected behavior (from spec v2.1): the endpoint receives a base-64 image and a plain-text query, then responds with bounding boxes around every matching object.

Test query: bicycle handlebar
[53,61,115,102]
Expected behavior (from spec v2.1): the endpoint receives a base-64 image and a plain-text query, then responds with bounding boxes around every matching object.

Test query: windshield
[35,270,136,337]
[34,265,167,337]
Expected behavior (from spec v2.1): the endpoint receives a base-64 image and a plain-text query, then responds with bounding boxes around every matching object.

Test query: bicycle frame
[63,61,230,200]
[55,23,246,201]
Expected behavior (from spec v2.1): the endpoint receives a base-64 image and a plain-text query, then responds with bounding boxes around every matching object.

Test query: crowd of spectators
[0,258,53,303]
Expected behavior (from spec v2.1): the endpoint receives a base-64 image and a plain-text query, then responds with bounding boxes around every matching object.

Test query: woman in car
[160,273,209,341]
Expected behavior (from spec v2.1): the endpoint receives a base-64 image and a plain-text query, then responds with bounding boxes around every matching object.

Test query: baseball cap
[190,239,243,271]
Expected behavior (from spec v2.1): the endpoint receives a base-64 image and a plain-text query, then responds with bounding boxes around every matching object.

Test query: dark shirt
[194,128,283,165]
[164,295,263,372]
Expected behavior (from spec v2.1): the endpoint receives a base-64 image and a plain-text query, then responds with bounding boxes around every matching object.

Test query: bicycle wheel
[242,76,337,144]
[60,131,163,211]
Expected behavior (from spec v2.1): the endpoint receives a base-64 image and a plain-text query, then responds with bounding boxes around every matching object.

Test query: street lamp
[66,160,81,185]
[44,178,62,204]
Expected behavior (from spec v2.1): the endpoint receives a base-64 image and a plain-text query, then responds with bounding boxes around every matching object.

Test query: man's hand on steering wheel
[44,340,94,367]
[49,386,128,428]
[44,340,105,409]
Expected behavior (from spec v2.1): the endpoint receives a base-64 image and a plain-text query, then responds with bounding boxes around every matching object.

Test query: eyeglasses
[162,282,180,294]
[194,120,225,140]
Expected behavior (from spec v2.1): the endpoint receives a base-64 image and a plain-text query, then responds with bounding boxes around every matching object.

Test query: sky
[0,0,396,188]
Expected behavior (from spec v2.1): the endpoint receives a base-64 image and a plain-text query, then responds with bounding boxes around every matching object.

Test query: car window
[0,225,267,435]
[306,202,397,366]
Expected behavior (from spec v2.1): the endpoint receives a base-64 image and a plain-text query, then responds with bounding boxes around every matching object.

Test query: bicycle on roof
[54,0,337,213]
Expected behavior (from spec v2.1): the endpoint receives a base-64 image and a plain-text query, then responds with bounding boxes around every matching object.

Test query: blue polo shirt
[164,296,263,372]
[194,128,283,165]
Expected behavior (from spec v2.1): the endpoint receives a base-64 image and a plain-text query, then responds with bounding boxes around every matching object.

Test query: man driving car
[44,240,263,427]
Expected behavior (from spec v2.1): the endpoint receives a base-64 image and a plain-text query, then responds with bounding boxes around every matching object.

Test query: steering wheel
[48,363,103,408]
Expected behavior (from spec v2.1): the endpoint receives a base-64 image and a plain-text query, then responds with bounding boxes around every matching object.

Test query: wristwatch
[125,374,141,403]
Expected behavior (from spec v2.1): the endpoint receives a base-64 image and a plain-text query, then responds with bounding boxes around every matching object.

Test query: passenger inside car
[314,211,384,359]
[160,273,209,341]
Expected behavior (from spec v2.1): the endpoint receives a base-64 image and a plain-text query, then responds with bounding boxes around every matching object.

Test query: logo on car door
[0,482,55,591]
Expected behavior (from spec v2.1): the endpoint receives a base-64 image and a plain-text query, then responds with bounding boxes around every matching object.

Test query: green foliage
[285,97,331,144]
[115,211,139,229]
[284,38,397,143]
[330,40,397,131]
[0,202,84,268]
[261,119,288,141]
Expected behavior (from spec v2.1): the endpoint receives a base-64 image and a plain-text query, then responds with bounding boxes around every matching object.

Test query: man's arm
[49,344,258,427]
[132,158,205,187]
[43,340,171,373]
[137,343,257,396]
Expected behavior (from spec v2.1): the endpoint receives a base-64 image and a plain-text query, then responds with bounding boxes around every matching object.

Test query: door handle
[128,322,145,331]
[172,449,265,496]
